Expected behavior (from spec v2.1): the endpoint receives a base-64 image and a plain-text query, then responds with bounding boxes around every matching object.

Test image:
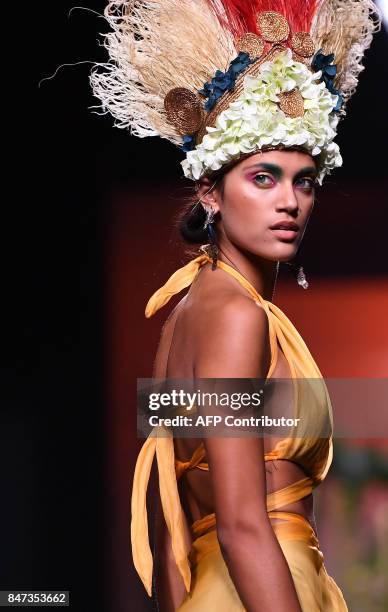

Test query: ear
[196,177,221,214]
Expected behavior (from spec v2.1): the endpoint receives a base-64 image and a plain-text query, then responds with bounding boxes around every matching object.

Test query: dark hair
[175,167,229,246]
[178,200,208,245]
[177,190,222,245]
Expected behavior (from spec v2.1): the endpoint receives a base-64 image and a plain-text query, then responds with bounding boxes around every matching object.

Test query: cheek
[221,186,269,239]
[300,197,315,221]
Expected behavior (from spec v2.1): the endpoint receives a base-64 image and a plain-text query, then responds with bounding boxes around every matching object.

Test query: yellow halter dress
[131,253,348,611]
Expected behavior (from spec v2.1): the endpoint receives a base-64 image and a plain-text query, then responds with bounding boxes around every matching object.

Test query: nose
[275,182,299,215]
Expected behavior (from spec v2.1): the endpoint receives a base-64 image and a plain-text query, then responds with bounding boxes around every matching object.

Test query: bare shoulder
[204,291,268,338]
[192,291,271,378]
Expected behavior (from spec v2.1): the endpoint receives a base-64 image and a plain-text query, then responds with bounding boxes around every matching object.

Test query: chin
[255,244,299,263]
[277,251,299,263]
[240,239,300,262]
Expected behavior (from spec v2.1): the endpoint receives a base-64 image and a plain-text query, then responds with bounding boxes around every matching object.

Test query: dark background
[2,2,387,612]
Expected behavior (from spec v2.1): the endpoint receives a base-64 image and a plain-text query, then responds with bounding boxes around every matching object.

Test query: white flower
[182,50,342,182]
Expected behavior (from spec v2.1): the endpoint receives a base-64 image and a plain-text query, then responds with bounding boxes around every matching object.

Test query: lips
[270,221,299,231]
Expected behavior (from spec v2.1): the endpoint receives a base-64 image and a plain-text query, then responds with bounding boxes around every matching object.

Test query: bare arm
[195,296,302,612]
[154,496,192,612]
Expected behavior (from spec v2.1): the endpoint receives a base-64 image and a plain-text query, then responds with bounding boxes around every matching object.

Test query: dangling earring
[203,206,218,270]
[196,181,219,270]
[203,206,215,229]
[285,261,309,289]
[296,265,309,289]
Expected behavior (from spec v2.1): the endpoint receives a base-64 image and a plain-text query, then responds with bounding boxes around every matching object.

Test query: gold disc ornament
[257,11,290,43]
[278,89,305,118]
[164,88,204,134]
[237,33,265,58]
[291,32,315,58]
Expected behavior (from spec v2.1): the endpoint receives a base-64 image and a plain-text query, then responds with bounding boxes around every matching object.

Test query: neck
[216,242,279,301]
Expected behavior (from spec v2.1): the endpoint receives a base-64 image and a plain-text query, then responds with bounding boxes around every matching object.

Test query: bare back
[152,262,315,528]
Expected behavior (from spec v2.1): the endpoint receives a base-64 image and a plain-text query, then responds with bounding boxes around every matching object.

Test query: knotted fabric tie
[145,254,211,318]
[175,443,208,480]
[131,426,192,596]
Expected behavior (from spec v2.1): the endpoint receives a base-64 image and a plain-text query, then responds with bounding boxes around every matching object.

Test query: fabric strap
[145,254,209,318]
[131,427,192,596]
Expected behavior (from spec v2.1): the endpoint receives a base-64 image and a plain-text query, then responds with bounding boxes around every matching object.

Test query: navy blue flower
[199,52,253,112]
[182,52,254,152]
[229,53,252,75]
[312,50,343,112]
[181,134,196,153]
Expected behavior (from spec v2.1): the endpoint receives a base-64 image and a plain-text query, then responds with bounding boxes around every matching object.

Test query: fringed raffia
[311,0,381,107]
[89,0,236,144]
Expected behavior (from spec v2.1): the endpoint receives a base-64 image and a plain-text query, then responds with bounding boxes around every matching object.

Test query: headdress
[90,0,380,184]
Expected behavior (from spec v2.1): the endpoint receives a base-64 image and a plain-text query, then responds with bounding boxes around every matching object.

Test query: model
[90,1,381,610]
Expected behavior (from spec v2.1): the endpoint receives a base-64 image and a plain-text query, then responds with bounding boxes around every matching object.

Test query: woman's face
[202,150,317,262]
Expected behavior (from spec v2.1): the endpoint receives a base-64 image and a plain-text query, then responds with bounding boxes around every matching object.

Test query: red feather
[205,0,320,41]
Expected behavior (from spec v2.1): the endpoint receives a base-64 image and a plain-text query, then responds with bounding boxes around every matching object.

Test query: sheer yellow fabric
[131,253,347,610]
[131,429,192,596]
[179,521,348,611]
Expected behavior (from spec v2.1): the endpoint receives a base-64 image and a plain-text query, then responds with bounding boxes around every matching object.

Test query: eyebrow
[245,163,283,177]
[244,163,317,179]
[294,166,318,178]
